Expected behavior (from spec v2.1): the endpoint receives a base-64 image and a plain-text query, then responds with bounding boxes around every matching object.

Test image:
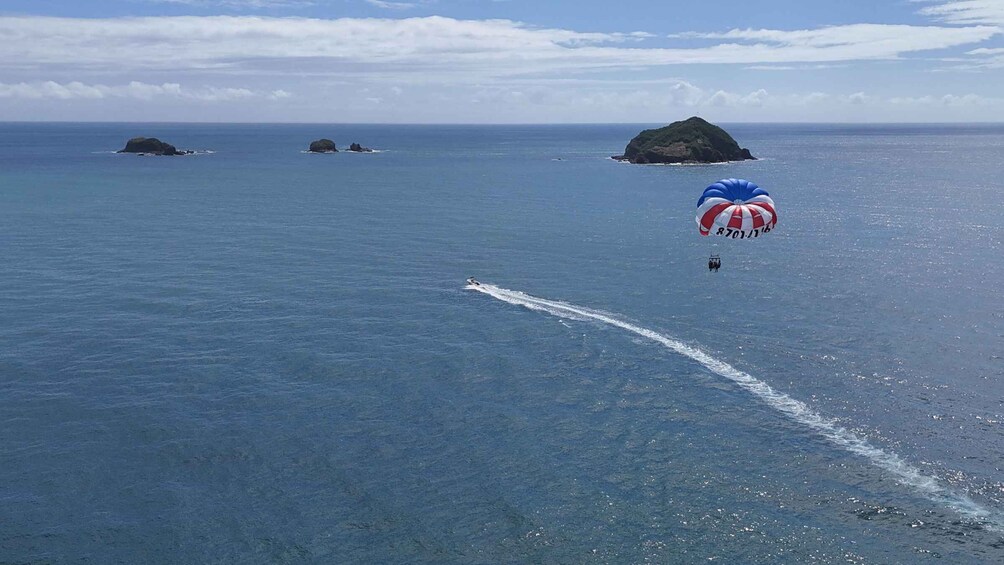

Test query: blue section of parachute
[697,178,769,207]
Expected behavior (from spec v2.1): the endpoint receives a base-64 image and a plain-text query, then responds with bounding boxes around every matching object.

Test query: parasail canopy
[696,178,777,239]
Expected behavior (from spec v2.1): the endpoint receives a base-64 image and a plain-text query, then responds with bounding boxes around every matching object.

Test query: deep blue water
[1,122,1003,563]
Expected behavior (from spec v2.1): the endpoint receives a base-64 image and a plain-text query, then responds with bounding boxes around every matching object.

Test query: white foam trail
[470,282,999,527]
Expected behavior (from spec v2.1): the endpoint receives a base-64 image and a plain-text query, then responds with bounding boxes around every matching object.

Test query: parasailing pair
[695,178,778,270]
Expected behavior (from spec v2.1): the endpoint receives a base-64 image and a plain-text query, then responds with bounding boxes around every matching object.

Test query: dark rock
[613,117,755,164]
[119,137,186,156]
[348,143,373,152]
[309,139,337,153]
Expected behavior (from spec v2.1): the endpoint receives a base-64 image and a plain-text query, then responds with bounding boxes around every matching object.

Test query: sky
[0,0,1002,122]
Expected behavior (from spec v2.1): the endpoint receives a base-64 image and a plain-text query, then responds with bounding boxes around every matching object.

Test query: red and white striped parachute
[696,178,777,239]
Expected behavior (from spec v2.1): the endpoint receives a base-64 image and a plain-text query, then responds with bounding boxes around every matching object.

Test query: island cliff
[613,117,755,164]
[118,137,192,156]
[309,139,338,153]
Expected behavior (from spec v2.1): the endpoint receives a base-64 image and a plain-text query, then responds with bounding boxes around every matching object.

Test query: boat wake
[469,282,1000,528]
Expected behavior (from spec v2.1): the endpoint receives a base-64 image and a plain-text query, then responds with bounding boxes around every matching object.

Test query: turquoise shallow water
[1,123,1003,563]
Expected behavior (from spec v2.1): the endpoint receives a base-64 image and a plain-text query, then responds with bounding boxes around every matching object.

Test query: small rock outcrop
[309,139,338,153]
[118,137,192,156]
[613,117,755,164]
[348,143,373,153]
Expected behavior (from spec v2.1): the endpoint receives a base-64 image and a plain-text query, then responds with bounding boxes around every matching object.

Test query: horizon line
[2,120,1004,126]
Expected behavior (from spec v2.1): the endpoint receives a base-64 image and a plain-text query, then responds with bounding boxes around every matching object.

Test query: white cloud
[466,79,777,112]
[707,88,769,107]
[706,90,735,107]
[1,13,1001,122]
[915,0,1004,25]
[913,2,1004,70]
[955,45,1004,68]
[889,93,999,106]
[0,80,292,101]
[798,92,831,105]
[665,80,705,105]
[847,91,871,104]
[364,0,418,9]
[0,16,996,82]
[744,64,847,71]
[671,24,998,60]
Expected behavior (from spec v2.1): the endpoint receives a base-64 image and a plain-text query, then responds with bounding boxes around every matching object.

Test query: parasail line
[469,282,1001,529]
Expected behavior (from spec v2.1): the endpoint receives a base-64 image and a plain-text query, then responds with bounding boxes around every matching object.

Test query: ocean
[1,122,1002,563]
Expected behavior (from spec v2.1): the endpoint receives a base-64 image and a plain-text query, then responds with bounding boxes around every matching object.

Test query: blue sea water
[1,122,1003,563]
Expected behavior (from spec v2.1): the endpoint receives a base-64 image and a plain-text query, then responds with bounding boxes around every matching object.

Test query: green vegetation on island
[613,117,755,164]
